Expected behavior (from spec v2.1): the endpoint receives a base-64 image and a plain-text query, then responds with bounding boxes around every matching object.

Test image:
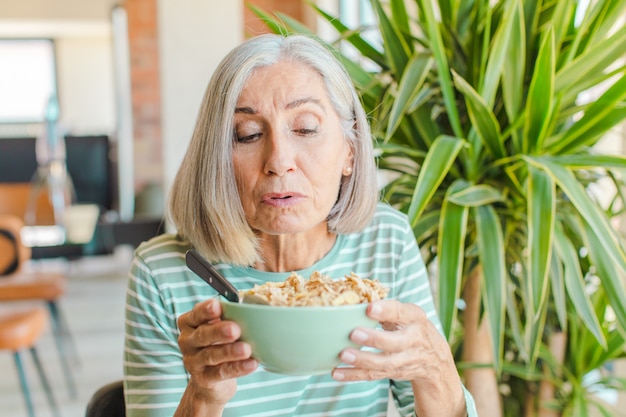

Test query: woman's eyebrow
[235,106,255,114]
[286,97,324,110]
[234,97,325,114]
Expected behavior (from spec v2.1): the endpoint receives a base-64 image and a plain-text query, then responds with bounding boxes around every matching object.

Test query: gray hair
[168,34,378,266]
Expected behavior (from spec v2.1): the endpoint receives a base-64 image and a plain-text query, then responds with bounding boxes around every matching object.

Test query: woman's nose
[263,129,297,176]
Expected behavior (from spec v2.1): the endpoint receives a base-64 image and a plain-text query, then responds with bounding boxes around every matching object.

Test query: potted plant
[251,0,626,415]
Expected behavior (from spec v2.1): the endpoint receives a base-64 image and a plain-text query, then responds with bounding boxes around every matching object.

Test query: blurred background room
[2,1,626,417]
[0,1,329,416]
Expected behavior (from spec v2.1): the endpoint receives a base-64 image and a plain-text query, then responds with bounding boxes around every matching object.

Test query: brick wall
[124,0,162,192]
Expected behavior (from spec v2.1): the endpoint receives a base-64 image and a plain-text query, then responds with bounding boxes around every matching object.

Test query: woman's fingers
[333,299,454,382]
[178,299,241,350]
[179,298,221,329]
[178,298,256,373]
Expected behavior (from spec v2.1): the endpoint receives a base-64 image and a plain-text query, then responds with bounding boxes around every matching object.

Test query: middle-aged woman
[123,33,478,417]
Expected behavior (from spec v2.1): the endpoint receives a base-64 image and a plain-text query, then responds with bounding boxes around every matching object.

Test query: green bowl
[220,301,377,375]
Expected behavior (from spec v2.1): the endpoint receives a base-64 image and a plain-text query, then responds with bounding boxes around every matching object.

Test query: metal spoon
[185,249,268,305]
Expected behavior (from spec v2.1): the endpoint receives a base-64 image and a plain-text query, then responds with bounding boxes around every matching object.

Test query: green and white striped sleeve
[123,253,188,417]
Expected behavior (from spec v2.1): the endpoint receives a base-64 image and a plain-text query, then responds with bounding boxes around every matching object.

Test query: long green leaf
[554,222,605,347]
[407,135,466,225]
[526,157,626,272]
[582,221,626,335]
[385,53,434,141]
[548,0,574,57]
[447,184,505,206]
[389,0,411,40]
[502,0,526,121]
[552,72,626,154]
[416,0,463,138]
[506,280,528,362]
[480,0,519,106]
[524,28,555,153]
[475,204,506,372]
[549,154,626,169]
[453,70,505,158]
[371,0,410,77]
[549,246,567,332]
[311,4,387,67]
[527,165,555,319]
[412,210,440,243]
[438,180,470,339]
[556,24,626,95]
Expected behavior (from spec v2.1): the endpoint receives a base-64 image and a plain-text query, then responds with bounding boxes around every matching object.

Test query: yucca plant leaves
[310,4,387,68]
[407,135,466,224]
[389,0,411,42]
[582,221,626,335]
[549,154,626,169]
[553,222,604,347]
[247,6,313,37]
[524,28,555,153]
[552,72,626,154]
[555,23,626,96]
[251,0,626,412]
[529,157,626,272]
[549,247,566,333]
[527,165,555,320]
[475,204,506,371]
[371,0,411,78]
[385,53,434,141]
[438,180,470,339]
[453,71,505,159]
[479,0,520,106]
[501,0,526,121]
[447,184,505,206]
[506,280,528,362]
[417,0,463,137]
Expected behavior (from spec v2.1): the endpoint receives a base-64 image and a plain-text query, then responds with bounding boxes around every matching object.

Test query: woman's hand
[176,298,258,413]
[331,300,467,417]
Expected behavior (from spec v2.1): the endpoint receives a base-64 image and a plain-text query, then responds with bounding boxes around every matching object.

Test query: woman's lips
[261,192,305,208]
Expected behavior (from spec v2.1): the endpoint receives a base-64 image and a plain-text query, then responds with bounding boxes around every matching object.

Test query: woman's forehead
[236,61,330,111]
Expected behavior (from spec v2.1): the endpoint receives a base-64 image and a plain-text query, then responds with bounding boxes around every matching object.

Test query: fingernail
[341,350,356,364]
[370,302,382,317]
[333,370,345,380]
[352,329,368,344]
[243,359,258,371]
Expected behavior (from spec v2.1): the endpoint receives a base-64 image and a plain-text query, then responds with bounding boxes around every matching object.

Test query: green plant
[251,0,626,415]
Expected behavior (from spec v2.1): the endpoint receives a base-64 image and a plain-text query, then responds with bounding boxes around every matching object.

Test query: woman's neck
[254,227,337,272]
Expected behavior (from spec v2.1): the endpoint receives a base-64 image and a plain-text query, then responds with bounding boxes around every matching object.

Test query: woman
[124,33,477,417]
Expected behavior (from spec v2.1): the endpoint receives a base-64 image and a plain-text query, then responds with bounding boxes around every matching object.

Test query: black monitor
[0,135,116,212]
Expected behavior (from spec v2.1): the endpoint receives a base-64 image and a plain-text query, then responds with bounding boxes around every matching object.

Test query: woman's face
[232,60,353,237]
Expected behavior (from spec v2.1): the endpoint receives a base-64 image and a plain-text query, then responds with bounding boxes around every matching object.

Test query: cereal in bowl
[239,271,388,306]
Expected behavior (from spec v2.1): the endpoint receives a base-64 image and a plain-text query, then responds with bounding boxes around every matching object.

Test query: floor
[0,246,133,417]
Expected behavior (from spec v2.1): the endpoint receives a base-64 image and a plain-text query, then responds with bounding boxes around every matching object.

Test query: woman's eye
[293,127,318,136]
[236,132,262,143]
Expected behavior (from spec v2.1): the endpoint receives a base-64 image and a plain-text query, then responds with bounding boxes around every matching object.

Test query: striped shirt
[123,203,477,416]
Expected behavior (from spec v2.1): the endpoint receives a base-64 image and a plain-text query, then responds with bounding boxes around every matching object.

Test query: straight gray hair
[168,34,378,266]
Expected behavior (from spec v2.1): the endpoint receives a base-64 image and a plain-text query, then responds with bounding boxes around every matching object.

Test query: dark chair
[85,380,125,417]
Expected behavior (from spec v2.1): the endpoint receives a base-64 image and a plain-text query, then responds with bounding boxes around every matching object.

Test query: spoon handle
[185,249,240,303]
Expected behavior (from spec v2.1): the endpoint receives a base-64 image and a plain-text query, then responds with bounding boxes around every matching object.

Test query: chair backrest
[0,183,55,225]
[85,380,125,417]
[0,214,31,275]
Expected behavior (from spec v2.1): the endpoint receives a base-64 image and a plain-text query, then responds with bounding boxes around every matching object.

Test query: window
[337,0,381,70]
[0,39,57,123]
